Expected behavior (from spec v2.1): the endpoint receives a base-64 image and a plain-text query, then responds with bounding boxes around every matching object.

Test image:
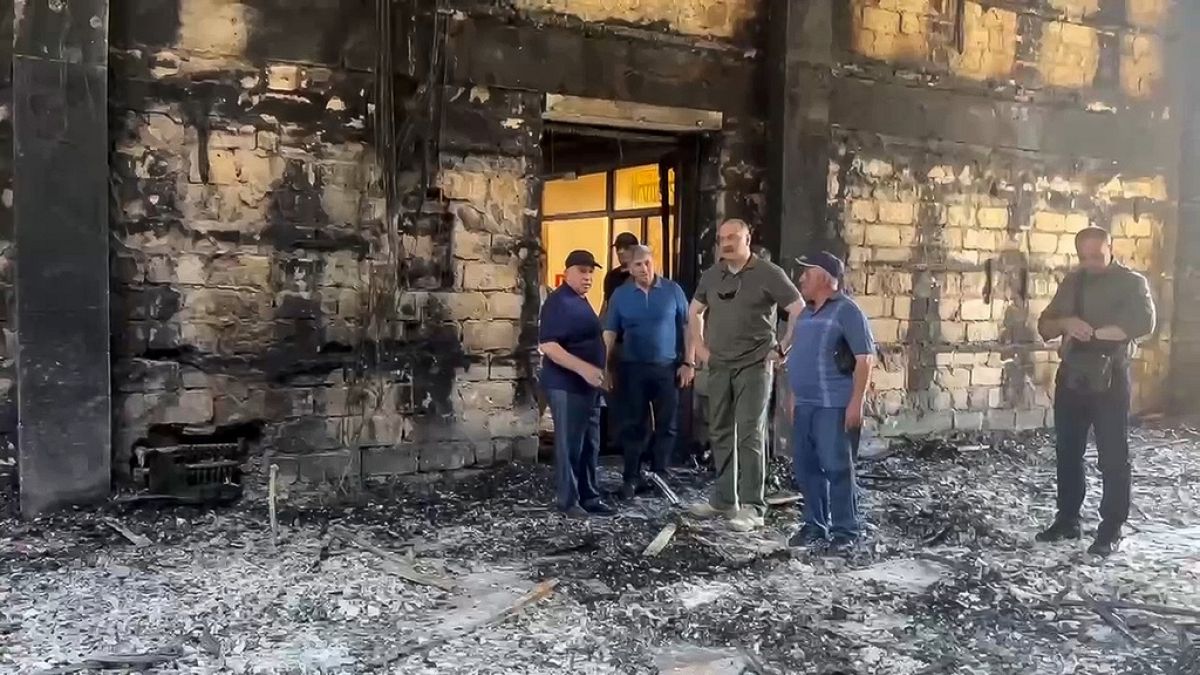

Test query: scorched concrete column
[765,0,835,263]
[14,0,111,514]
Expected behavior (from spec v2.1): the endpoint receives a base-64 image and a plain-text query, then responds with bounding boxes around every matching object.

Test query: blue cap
[796,251,845,281]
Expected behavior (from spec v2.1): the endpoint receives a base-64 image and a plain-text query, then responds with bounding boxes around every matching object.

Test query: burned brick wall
[97,0,769,486]
[105,0,534,485]
[442,0,768,271]
[512,0,759,40]
[775,0,1181,437]
[420,0,769,457]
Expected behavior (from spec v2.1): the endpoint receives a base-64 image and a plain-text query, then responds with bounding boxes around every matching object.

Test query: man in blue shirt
[603,245,692,499]
[785,251,875,552]
[539,250,615,516]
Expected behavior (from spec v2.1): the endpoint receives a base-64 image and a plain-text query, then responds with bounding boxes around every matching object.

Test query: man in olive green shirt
[1035,226,1156,557]
[686,219,805,532]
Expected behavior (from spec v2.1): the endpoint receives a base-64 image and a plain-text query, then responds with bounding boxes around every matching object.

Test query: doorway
[540,125,686,309]
[537,124,703,459]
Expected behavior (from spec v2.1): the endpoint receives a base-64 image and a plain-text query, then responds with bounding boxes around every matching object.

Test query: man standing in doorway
[1036,226,1156,556]
[785,252,874,553]
[687,219,805,532]
[603,232,641,307]
[539,250,616,517]
[599,232,640,456]
[604,245,693,500]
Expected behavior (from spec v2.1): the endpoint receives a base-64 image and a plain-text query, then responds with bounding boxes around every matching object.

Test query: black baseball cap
[796,251,845,281]
[565,250,602,269]
[613,232,639,249]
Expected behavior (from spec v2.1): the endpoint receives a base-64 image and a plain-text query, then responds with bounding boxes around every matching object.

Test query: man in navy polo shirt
[785,251,875,552]
[538,250,615,516]
[603,245,693,499]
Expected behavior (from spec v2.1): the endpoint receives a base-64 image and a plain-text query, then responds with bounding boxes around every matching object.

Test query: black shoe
[582,500,615,516]
[562,505,589,518]
[827,534,860,554]
[619,482,637,501]
[1035,519,1082,542]
[1088,524,1123,556]
[788,525,828,548]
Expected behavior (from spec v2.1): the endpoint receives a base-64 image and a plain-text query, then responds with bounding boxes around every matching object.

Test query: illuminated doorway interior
[542,164,677,312]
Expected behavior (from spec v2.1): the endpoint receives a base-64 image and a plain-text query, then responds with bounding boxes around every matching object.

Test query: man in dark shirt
[599,232,640,455]
[603,245,692,499]
[602,232,640,306]
[1036,226,1156,556]
[539,250,615,516]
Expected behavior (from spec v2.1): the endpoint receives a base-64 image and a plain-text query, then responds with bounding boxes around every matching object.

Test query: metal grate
[134,441,245,499]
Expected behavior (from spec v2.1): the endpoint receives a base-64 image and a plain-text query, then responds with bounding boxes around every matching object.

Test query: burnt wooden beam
[14,0,111,515]
[543,94,722,133]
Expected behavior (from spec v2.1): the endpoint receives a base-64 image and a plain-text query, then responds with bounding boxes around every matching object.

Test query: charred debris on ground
[3,428,1200,673]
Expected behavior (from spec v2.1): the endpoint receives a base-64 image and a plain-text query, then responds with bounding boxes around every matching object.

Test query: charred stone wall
[773,0,1180,436]
[443,0,768,268]
[96,0,768,487]
[9,0,1183,504]
[106,0,533,485]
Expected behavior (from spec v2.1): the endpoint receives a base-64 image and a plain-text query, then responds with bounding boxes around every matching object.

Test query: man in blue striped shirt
[785,252,875,552]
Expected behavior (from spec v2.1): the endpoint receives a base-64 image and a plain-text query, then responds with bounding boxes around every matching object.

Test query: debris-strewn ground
[3,427,1200,674]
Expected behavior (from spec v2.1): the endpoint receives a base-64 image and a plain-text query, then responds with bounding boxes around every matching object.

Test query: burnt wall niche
[770,0,1181,437]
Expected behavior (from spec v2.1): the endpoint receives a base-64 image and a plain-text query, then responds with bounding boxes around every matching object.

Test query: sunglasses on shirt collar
[716,270,741,301]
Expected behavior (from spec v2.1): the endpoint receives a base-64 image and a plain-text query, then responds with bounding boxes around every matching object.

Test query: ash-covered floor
[3,428,1200,674]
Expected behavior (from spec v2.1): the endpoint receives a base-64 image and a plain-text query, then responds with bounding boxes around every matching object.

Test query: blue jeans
[617,362,679,484]
[547,388,602,511]
[793,404,860,538]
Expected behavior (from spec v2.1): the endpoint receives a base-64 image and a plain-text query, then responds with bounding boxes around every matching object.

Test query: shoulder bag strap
[1073,271,1085,319]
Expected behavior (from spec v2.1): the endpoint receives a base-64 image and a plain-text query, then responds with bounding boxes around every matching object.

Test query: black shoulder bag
[1058,273,1113,394]
[834,336,856,375]
[832,299,881,375]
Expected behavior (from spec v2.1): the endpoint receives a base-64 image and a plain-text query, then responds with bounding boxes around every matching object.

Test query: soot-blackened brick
[241,0,376,69]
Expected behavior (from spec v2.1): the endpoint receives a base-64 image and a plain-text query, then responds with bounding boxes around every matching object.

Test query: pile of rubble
[3,427,1200,674]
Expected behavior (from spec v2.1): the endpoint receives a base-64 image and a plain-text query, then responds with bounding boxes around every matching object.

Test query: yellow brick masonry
[843,0,1168,100]
[840,164,1173,435]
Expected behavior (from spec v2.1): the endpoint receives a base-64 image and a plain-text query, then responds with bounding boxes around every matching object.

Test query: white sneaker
[687,503,736,519]
[728,510,765,532]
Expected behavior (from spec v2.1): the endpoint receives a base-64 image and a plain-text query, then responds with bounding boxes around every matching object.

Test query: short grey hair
[628,244,654,261]
[721,218,751,233]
